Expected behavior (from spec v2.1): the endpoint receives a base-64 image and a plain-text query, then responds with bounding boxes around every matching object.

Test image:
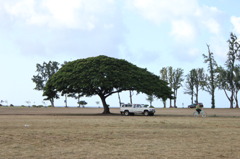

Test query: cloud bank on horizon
[1,0,240,107]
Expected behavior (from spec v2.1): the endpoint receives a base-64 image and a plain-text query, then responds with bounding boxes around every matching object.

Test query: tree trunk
[234,91,239,108]
[78,97,80,107]
[195,89,199,103]
[129,91,133,104]
[191,93,193,104]
[230,90,234,108]
[50,98,54,107]
[235,98,239,108]
[65,95,68,107]
[99,95,110,114]
[223,89,233,108]
[230,100,234,108]
[162,99,166,108]
[174,90,177,107]
[118,92,122,107]
[211,89,215,109]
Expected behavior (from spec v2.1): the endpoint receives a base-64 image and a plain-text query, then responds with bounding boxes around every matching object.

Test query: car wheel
[124,110,130,116]
[144,110,149,116]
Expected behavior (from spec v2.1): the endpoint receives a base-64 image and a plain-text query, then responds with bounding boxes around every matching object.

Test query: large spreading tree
[43,55,172,114]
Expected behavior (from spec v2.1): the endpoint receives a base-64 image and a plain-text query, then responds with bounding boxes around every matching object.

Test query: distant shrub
[48,105,54,107]
[21,105,26,107]
[143,105,149,108]
[0,104,2,106]
[10,104,14,107]
[32,105,44,108]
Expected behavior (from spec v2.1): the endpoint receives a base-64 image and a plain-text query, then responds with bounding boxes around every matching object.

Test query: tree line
[32,33,240,109]
[159,33,240,109]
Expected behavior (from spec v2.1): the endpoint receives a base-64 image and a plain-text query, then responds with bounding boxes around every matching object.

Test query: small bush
[10,104,14,107]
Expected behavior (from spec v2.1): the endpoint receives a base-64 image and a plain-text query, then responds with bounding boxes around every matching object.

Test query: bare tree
[184,70,195,104]
[217,33,240,108]
[203,44,218,108]
[159,67,168,108]
[172,68,184,107]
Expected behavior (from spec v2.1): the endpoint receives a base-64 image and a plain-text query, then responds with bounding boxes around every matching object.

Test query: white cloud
[197,6,222,35]
[202,19,221,34]
[129,0,199,24]
[129,0,223,39]
[2,0,116,30]
[231,16,240,35]
[188,48,200,57]
[208,35,228,63]
[4,0,35,16]
[170,19,196,42]
[0,0,125,58]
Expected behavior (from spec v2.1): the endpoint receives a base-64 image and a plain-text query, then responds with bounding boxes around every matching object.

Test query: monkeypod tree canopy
[44,55,172,114]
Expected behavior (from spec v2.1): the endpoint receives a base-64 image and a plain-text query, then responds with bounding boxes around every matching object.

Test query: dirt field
[1,107,240,117]
[0,107,240,159]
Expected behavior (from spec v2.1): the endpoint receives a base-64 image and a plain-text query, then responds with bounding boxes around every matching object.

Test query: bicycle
[193,110,207,117]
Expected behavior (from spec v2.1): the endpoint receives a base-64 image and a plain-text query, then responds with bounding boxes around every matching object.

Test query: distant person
[196,104,202,114]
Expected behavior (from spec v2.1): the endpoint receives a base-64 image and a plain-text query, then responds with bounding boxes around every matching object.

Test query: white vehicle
[120,104,155,116]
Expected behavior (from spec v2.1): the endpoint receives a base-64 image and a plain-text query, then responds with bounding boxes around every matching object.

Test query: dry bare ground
[0,107,240,159]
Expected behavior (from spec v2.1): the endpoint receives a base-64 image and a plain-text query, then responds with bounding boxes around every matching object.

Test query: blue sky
[1,0,240,108]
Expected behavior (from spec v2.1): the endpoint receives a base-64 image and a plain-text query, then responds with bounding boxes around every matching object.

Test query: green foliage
[32,105,44,108]
[185,68,206,104]
[146,95,154,106]
[44,55,172,114]
[78,100,87,107]
[32,61,60,90]
[32,61,60,106]
[160,67,184,107]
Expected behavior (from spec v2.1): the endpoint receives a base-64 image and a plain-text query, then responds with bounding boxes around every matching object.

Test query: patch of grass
[0,115,240,158]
